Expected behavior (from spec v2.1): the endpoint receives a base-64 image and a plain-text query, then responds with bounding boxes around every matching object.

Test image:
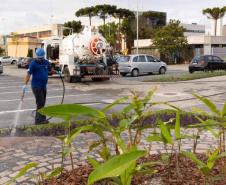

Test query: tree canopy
[95,5,117,26]
[75,6,97,26]
[152,19,188,63]
[143,11,166,28]
[202,6,226,36]
[63,20,82,36]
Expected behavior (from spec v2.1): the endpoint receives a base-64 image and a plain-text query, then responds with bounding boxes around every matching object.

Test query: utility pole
[136,0,139,54]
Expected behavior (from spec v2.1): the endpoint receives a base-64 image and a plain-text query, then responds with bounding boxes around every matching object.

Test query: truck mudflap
[84,75,122,78]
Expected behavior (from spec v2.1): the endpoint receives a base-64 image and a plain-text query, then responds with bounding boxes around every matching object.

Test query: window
[133,56,138,62]
[213,56,222,62]
[146,56,155,62]
[138,55,146,62]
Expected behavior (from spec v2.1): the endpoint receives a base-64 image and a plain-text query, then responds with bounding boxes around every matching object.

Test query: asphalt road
[0,64,226,129]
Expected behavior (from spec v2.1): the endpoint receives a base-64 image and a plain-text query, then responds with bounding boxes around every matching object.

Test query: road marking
[0,94,96,102]
[0,88,74,95]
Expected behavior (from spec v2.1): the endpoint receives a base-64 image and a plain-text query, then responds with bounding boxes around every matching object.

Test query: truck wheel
[64,67,72,83]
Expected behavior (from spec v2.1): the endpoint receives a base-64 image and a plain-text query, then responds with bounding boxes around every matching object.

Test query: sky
[0,0,225,35]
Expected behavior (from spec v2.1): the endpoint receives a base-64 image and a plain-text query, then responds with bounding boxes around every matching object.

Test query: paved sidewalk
[0,128,217,185]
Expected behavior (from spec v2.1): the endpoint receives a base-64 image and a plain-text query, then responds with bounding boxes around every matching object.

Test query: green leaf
[212,175,224,182]
[181,151,205,166]
[199,166,211,176]
[102,97,128,113]
[136,162,161,170]
[185,123,218,129]
[55,135,67,142]
[213,152,226,161]
[207,149,218,169]
[130,169,157,175]
[162,154,169,164]
[64,127,84,145]
[119,115,138,129]
[175,110,181,139]
[178,135,197,140]
[6,163,38,185]
[43,168,63,179]
[158,118,173,145]
[87,156,100,169]
[190,107,210,115]
[121,104,136,115]
[192,94,221,117]
[39,104,106,121]
[145,136,162,143]
[222,101,226,118]
[87,151,147,185]
[62,147,75,158]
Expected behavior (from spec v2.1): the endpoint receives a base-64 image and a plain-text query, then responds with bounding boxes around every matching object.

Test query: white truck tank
[61,26,110,63]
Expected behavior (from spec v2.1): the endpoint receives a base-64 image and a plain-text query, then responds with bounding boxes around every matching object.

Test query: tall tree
[99,22,118,48]
[75,6,96,26]
[95,5,117,26]
[63,20,82,36]
[121,18,133,54]
[142,11,166,28]
[203,7,226,36]
[114,8,135,52]
[152,19,188,63]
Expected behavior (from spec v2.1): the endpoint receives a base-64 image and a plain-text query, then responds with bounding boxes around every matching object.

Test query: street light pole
[136,0,139,54]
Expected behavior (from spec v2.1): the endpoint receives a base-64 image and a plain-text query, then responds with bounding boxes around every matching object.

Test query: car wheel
[159,67,166,74]
[120,72,127,77]
[131,69,139,77]
[189,69,194,74]
[204,67,209,72]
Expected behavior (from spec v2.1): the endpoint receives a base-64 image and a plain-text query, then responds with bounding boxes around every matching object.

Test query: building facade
[180,23,205,37]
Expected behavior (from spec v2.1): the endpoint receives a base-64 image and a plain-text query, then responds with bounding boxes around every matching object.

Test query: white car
[117,54,167,77]
[0,56,14,64]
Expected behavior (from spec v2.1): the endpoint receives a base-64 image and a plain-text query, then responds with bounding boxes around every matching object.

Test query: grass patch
[143,70,226,82]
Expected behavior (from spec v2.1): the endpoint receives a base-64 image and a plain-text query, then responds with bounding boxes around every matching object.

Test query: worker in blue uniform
[22,48,62,125]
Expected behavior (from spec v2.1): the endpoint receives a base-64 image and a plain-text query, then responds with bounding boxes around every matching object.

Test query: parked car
[189,55,226,73]
[22,58,35,69]
[20,57,31,68]
[17,57,26,68]
[0,56,14,64]
[117,54,167,77]
[0,61,3,74]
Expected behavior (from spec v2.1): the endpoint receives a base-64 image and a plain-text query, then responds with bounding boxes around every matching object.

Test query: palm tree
[203,7,226,36]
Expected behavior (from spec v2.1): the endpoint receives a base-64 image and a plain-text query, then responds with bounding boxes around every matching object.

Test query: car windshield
[117,56,131,62]
[191,56,204,64]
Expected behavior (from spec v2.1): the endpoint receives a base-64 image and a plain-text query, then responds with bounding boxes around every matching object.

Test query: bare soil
[43,153,226,185]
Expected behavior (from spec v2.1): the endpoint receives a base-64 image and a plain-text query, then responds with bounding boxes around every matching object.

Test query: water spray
[21,91,25,101]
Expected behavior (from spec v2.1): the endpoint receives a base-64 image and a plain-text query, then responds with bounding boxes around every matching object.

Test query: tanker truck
[42,26,121,83]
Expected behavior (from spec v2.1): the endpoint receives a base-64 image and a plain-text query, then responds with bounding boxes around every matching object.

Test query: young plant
[182,149,226,185]
[188,93,226,174]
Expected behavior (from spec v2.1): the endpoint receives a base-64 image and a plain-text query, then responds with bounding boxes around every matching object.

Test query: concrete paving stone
[38,157,53,162]
[9,171,20,178]
[12,164,26,171]
[0,177,11,184]
[0,171,11,177]
[15,175,30,183]
[33,167,48,174]
[37,162,49,168]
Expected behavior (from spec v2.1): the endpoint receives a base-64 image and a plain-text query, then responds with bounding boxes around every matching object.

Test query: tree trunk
[89,16,91,26]
[215,19,217,36]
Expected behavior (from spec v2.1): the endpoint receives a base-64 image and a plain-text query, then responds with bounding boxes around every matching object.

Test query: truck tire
[64,66,72,83]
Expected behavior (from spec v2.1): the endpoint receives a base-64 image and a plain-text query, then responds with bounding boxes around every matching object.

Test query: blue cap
[35,48,45,58]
